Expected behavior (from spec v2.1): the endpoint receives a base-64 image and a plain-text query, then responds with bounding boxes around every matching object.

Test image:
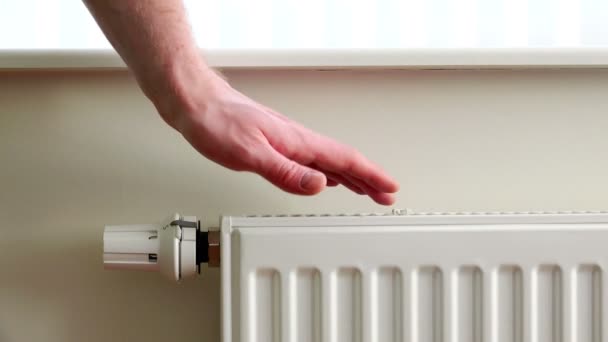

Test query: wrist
[143,51,225,130]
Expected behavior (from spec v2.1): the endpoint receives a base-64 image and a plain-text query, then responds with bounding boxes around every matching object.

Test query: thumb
[256,147,326,195]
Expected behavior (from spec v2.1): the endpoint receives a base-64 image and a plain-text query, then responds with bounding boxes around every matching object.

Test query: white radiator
[104,211,608,342]
[220,212,607,342]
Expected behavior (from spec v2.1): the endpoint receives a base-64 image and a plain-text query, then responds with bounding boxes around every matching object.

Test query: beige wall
[1,68,608,341]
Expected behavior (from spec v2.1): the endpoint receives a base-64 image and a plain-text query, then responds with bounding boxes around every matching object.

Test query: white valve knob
[103,213,199,282]
[103,223,161,271]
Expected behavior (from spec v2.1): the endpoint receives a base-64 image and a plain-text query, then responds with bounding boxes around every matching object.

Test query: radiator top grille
[240,209,608,218]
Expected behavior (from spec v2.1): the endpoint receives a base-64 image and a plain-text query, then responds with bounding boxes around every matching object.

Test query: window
[1,0,606,49]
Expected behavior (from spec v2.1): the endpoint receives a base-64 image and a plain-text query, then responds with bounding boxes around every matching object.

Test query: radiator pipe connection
[196,228,220,268]
[103,213,220,282]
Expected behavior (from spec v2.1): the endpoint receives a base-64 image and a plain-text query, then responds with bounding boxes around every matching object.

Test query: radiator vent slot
[496,265,523,342]
[456,266,482,342]
[376,267,402,342]
[414,266,443,342]
[335,268,362,342]
[251,269,280,342]
[295,268,321,342]
[576,265,602,342]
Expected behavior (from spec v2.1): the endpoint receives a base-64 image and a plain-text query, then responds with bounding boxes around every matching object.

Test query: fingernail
[300,172,323,191]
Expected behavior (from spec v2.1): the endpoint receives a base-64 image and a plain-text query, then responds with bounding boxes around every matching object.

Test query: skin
[83,0,399,205]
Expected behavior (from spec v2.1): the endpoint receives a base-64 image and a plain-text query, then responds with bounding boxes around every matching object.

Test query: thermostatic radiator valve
[103,213,219,282]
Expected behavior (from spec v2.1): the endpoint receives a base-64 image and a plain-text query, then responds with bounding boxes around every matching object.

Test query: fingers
[320,166,395,205]
[250,112,399,203]
[305,131,399,194]
[255,145,327,195]
[322,169,365,195]
[326,179,339,187]
[343,174,396,206]
[252,143,395,204]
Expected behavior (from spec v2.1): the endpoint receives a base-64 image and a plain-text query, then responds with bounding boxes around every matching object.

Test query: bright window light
[0,0,606,49]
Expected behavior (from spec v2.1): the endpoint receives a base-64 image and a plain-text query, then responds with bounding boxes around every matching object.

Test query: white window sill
[1,48,608,70]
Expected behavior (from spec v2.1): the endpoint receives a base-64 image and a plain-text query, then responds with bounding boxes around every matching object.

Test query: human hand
[162,71,399,205]
[84,0,398,203]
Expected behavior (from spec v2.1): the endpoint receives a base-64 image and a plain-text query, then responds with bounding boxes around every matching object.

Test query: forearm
[83,0,214,126]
